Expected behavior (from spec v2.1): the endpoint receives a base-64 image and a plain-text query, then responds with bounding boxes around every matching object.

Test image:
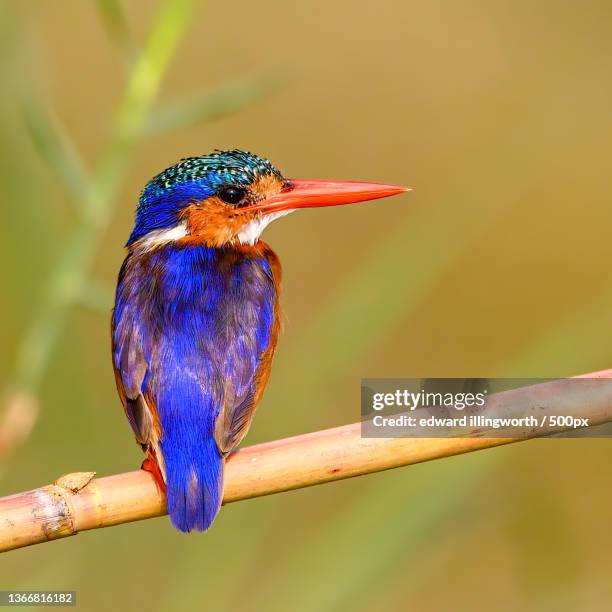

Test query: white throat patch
[236,210,294,245]
[135,222,188,251]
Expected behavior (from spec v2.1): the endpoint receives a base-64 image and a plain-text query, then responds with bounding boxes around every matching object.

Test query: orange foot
[141,453,166,492]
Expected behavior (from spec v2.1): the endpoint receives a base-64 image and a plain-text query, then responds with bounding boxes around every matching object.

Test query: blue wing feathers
[112,243,276,531]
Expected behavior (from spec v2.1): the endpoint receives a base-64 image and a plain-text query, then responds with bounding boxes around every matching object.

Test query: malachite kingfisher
[112,149,408,532]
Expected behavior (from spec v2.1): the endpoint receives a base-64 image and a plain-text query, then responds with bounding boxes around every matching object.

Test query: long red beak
[241,179,410,214]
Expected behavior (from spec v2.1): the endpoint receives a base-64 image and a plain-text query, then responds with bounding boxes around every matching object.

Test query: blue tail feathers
[158,381,224,532]
[163,433,224,532]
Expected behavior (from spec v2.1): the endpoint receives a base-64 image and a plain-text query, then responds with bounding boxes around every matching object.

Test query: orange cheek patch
[180,197,257,247]
[179,176,284,247]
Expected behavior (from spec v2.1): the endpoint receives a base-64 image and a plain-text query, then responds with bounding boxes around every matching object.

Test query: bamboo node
[33,487,75,540]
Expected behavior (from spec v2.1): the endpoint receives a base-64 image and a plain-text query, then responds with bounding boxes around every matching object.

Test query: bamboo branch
[2,369,612,553]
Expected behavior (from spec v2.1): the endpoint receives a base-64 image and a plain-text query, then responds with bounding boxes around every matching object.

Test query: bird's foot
[141,454,166,492]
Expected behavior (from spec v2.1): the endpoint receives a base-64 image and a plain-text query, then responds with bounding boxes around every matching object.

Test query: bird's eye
[218,186,246,205]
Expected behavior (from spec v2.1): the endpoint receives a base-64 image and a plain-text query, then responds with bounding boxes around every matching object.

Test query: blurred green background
[1,0,612,609]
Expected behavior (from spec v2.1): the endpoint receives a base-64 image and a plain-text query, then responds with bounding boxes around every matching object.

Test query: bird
[111,149,408,532]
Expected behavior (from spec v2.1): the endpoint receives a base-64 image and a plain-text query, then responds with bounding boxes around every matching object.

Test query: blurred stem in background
[0,0,277,461]
[17,0,195,392]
